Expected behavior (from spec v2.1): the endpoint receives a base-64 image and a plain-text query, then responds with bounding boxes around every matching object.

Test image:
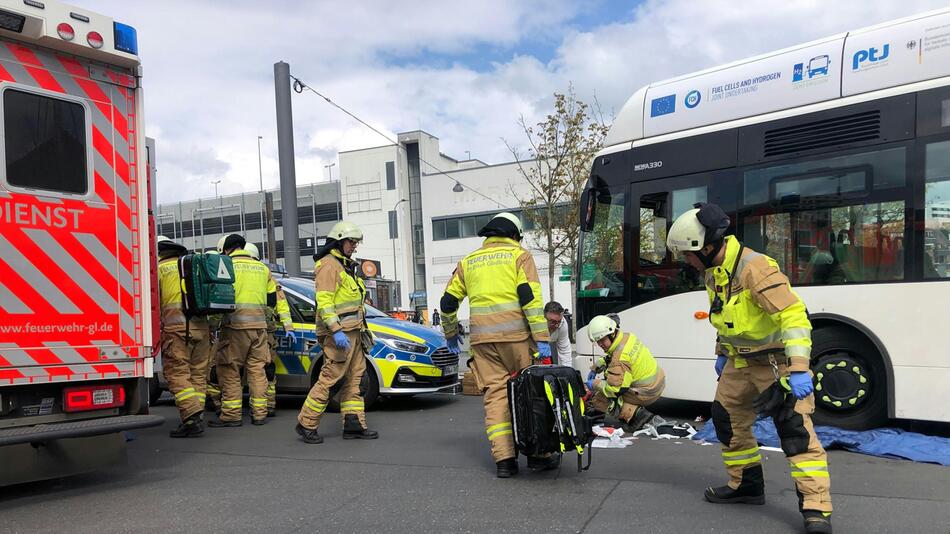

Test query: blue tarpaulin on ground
[692,417,950,466]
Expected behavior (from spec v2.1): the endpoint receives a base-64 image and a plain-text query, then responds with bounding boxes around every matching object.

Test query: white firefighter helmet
[216,235,228,253]
[328,220,363,243]
[587,315,619,343]
[667,208,706,255]
[244,242,260,260]
[157,235,171,244]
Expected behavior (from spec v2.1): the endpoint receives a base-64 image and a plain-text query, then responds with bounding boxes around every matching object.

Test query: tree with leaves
[504,86,610,307]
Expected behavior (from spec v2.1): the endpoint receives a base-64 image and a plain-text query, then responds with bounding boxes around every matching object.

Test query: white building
[339,130,574,323]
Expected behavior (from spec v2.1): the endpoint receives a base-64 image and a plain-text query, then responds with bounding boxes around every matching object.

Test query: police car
[275,278,458,410]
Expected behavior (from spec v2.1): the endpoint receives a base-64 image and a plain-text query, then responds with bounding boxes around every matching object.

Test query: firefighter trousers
[161,328,211,422]
[712,357,832,513]
[265,330,278,411]
[216,327,270,422]
[470,340,532,462]
[297,331,366,430]
[590,367,666,422]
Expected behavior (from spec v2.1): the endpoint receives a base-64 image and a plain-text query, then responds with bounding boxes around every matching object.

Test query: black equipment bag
[507,364,594,471]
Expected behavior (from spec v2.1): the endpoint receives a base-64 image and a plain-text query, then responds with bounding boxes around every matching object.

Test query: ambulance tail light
[87,31,103,49]
[56,22,74,41]
[113,21,137,54]
[63,384,125,412]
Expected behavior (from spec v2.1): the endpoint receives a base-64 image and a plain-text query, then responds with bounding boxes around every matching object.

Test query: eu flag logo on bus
[650,94,676,117]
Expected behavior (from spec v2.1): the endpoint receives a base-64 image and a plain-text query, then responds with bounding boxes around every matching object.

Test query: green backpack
[178,253,236,316]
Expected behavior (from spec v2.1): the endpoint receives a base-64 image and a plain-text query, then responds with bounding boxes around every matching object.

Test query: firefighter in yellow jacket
[244,243,295,416]
[440,212,551,478]
[157,236,211,438]
[208,234,277,427]
[667,203,833,534]
[296,221,378,444]
[584,315,665,431]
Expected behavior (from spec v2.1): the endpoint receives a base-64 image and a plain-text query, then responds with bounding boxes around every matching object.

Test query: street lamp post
[391,198,407,308]
[211,179,221,198]
[258,136,266,262]
[324,162,336,181]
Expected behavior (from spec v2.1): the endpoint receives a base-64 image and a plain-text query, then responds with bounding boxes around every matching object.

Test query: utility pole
[257,135,267,262]
[274,61,301,276]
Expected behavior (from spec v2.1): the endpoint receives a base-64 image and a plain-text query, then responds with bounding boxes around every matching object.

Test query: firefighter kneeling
[584,315,665,432]
[667,203,833,534]
[296,221,378,444]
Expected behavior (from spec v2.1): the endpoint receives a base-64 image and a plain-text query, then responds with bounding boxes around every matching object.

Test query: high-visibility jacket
[314,248,366,335]
[598,332,659,398]
[442,237,548,346]
[705,235,812,373]
[265,274,292,332]
[157,256,207,332]
[226,249,277,330]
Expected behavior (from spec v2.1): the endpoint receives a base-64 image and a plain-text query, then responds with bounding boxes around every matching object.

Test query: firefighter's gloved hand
[536,342,551,360]
[585,378,597,392]
[715,355,727,377]
[332,331,351,350]
[788,371,814,399]
[587,370,597,381]
[446,335,460,355]
[284,330,297,343]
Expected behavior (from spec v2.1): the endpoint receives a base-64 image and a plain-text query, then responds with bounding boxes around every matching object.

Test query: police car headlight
[379,337,428,354]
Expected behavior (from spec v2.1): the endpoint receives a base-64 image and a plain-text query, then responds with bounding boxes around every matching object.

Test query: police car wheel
[810,326,887,431]
[311,356,379,413]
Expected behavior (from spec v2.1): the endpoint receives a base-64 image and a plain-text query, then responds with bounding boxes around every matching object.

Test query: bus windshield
[578,188,625,299]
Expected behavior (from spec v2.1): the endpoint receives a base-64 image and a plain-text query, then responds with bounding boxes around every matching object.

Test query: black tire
[810,326,887,430]
[309,356,380,413]
[148,374,163,405]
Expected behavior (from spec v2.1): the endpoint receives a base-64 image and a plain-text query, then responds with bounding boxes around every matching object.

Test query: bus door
[631,177,713,307]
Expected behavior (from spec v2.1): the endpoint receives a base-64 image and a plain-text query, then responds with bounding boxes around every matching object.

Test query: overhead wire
[288,74,510,209]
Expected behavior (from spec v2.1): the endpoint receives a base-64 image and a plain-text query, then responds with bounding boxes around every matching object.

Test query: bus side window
[924,140,950,279]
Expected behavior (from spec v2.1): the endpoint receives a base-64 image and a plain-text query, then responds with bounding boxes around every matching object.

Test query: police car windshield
[280,277,387,318]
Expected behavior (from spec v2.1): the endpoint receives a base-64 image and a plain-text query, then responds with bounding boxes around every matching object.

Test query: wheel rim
[813,352,871,412]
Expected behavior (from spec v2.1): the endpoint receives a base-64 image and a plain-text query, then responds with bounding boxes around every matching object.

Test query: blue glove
[332,331,351,351]
[788,371,814,400]
[587,370,597,381]
[446,335,460,355]
[715,355,727,377]
[536,342,551,359]
[585,378,596,391]
[284,330,297,343]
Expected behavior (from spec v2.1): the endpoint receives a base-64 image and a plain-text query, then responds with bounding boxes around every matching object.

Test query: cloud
[80,0,948,203]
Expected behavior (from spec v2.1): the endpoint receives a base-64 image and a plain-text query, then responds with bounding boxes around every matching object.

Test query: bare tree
[504,86,610,303]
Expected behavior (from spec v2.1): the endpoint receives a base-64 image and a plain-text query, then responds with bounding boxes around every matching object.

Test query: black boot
[169,414,203,438]
[620,407,655,432]
[802,511,833,534]
[342,414,378,439]
[207,418,242,428]
[527,455,561,471]
[295,423,324,444]
[496,458,519,478]
[252,417,267,426]
[704,465,766,505]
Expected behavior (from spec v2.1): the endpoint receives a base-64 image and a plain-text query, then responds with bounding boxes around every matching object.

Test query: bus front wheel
[809,326,887,431]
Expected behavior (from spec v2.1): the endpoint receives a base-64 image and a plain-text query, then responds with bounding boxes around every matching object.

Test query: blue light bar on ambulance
[113,21,137,54]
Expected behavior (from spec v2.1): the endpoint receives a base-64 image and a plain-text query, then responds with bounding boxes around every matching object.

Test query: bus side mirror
[580,189,596,232]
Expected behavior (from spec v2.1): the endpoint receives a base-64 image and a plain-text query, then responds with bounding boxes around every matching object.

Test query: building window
[389,210,398,239]
[3,88,89,195]
[385,161,395,190]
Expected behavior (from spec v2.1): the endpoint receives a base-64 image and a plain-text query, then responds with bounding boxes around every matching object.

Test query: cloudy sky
[82,0,948,204]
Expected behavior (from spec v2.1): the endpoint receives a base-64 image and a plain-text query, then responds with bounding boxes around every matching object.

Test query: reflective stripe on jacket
[314,249,366,335]
[158,256,207,332]
[226,250,276,330]
[705,235,812,373]
[600,332,659,398]
[266,275,292,331]
[441,237,548,346]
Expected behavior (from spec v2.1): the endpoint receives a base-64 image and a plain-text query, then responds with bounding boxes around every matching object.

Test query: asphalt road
[1,393,948,534]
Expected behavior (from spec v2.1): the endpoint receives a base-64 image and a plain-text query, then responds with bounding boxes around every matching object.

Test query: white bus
[575,8,950,430]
